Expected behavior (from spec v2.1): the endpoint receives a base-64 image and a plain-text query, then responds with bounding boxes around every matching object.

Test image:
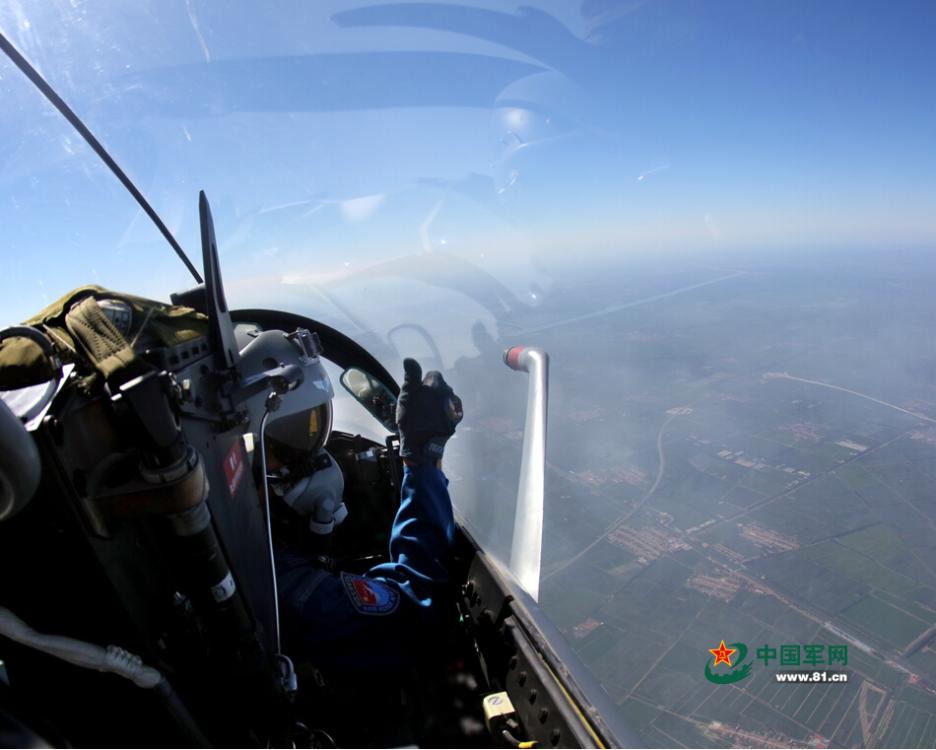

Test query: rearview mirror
[339,367,398,434]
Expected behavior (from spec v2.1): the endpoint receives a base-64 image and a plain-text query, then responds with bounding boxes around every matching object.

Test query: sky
[0,0,934,328]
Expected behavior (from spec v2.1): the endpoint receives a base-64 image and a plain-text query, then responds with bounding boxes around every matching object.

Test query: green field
[801,542,923,599]
[878,697,936,748]
[841,595,929,648]
[747,550,870,613]
[528,264,936,746]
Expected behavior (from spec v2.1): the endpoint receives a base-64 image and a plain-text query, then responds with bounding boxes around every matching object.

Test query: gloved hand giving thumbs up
[395,358,463,465]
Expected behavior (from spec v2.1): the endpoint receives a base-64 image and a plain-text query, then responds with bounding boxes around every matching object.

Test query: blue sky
[0,0,934,326]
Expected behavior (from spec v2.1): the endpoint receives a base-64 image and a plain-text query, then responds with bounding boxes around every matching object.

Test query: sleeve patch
[340,572,400,616]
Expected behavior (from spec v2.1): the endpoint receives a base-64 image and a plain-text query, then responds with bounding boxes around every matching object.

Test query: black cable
[0,30,204,284]
[310,728,338,748]
[153,679,212,748]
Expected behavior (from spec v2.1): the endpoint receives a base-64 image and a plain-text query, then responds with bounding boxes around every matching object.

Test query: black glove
[395,358,463,464]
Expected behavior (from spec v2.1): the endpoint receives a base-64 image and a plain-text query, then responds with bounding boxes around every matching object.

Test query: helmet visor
[266,401,332,462]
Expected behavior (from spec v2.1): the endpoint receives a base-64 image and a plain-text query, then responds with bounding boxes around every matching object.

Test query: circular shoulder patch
[340,572,400,616]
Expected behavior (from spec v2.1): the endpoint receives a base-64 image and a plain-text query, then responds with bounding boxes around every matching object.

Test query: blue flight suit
[275,462,454,673]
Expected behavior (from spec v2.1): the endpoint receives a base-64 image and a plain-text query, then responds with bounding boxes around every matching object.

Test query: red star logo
[709,640,736,667]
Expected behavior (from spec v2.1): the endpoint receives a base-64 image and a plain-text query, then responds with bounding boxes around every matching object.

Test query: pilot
[270,357,463,675]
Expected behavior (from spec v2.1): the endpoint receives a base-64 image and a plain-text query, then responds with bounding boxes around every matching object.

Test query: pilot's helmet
[236,325,347,535]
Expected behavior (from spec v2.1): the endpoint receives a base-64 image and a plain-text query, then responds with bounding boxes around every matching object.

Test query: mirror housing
[340,367,398,434]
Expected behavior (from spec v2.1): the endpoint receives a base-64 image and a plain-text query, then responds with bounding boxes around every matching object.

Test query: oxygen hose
[257,399,301,698]
[258,403,282,655]
[0,607,211,747]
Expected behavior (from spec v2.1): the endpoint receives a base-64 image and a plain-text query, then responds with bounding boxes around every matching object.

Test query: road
[542,410,678,581]
[764,372,936,426]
